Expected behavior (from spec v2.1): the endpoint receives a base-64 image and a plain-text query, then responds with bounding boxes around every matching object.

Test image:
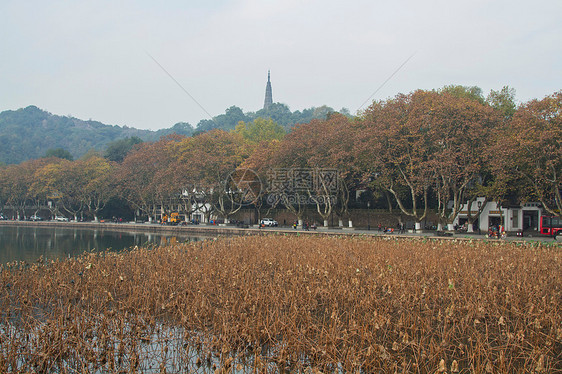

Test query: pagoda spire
[263,70,273,110]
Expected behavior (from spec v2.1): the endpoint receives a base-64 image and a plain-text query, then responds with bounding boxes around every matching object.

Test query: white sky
[1,0,561,130]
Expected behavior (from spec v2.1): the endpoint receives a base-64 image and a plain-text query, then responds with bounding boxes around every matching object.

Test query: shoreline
[1,220,558,243]
[0,219,452,240]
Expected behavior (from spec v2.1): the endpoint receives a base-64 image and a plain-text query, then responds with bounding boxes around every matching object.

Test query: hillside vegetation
[0,103,340,165]
[0,106,154,164]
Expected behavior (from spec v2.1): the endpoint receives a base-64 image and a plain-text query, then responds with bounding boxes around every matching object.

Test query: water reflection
[0,226,210,264]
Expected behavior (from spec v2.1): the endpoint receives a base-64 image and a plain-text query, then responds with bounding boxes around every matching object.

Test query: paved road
[1,220,559,244]
[247,224,561,243]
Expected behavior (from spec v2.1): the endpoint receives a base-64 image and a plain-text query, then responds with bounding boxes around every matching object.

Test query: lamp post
[367,201,371,230]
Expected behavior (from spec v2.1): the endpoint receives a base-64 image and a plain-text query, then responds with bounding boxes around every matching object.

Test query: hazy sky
[1,0,561,130]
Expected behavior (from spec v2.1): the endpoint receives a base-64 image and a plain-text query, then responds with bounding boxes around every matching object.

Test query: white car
[54,215,69,222]
[260,218,278,227]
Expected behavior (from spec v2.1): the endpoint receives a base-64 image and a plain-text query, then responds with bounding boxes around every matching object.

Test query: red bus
[540,216,562,237]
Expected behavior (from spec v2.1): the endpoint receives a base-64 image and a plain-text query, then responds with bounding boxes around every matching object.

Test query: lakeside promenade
[1,220,559,243]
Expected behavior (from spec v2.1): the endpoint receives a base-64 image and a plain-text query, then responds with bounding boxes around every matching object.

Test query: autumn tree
[497,91,562,217]
[357,92,434,229]
[32,159,86,220]
[250,113,355,227]
[422,91,500,230]
[28,158,68,218]
[1,160,45,219]
[80,156,115,221]
[239,139,283,223]
[170,130,250,223]
[116,137,179,222]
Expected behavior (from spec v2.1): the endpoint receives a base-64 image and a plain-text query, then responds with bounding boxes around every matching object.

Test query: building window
[512,209,519,229]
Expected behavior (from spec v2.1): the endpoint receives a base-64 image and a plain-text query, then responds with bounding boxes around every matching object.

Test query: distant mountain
[0,103,349,165]
[0,106,193,165]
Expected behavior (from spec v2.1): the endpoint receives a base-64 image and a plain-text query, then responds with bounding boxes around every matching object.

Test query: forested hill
[0,106,190,165]
[0,103,347,165]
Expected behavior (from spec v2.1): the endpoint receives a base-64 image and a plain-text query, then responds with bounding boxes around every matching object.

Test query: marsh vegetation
[1,235,560,373]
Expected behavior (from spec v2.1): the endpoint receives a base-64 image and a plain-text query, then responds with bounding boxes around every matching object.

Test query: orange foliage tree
[116,136,180,222]
[357,92,434,229]
[357,90,500,230]
[260,113,356,227]
[170,130,250,223]
[497,91,562,217]
[1,158,58,219]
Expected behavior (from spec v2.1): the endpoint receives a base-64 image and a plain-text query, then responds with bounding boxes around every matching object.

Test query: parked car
[260,218,278,227]
[30,214,43,221]
[54,215,69,222]
[0,213,6,220]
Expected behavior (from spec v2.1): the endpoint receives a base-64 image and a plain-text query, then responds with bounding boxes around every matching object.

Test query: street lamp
[367,201,371,230]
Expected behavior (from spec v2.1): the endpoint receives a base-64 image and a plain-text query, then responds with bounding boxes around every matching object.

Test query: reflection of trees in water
[0,226,207,264]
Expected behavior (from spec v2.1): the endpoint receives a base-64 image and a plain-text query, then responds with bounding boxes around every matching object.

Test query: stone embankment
[0,220,477,241]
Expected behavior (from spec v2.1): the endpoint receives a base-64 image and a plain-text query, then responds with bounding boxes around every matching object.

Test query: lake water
[0,225,210,264]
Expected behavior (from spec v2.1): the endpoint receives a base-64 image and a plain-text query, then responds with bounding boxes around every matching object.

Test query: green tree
[440,85,484,104]
[196,106,249,132]
[44,148,73,160]
[104,136,143,162]
[233,118,285,144]
[487,86,517,120]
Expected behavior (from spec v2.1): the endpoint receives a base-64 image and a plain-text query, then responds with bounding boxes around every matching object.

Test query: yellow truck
[170,212,181,224]
[162,213,182,225]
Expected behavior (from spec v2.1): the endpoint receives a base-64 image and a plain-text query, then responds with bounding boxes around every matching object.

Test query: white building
[453,197,543,233]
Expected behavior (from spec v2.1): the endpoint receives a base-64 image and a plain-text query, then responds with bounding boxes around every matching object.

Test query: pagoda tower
[263,70,273,110]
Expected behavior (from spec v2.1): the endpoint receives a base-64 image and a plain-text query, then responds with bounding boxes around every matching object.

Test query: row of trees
[0,87,560,228]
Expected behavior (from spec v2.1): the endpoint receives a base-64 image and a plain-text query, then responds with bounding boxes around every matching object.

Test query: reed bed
[0,235,561,373]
